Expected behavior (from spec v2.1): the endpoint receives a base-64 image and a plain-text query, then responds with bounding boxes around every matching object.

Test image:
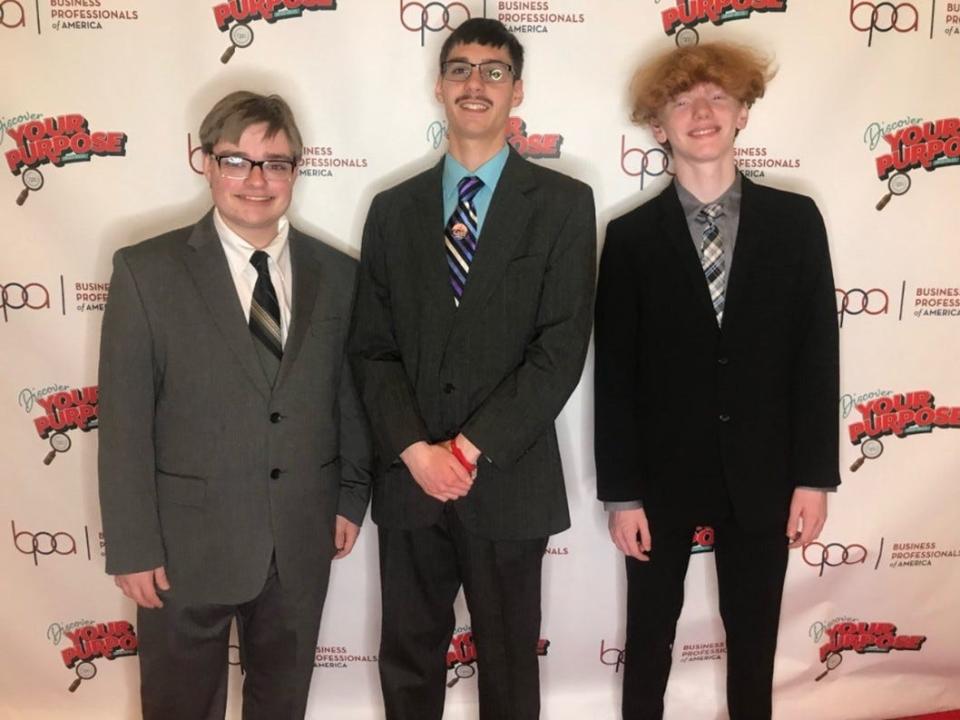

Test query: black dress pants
[378,503,549,720]
[137,558,325,720]
[622,515,789,720]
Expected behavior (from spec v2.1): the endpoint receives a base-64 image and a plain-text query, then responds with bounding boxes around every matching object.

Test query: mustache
[455,94,492,105]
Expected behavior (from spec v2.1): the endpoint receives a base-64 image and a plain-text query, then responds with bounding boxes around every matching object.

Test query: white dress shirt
[213,208,293,347]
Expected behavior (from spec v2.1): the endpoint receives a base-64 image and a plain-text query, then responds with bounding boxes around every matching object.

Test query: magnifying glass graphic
[68,660,97,692]
[850,437,883,472]
[875,171,910,211]
[221,23,254,64]
[446,662,475,687]
[814,652,842,681]
[43,431,72,465]
[16,167,44,206]
[675,26,699,47]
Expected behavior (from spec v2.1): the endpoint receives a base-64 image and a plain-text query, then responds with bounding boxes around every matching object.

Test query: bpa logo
[600,639,625,673]
[835,287,889,327]
[12,520,77,566]
[620,136,674,190]
[400,0,477,47]
[1,281,50,322]
[0,0,27,30]
[849,0,924,47]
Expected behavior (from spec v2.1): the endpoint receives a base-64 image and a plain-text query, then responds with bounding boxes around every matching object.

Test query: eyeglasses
[212,154,297,181]
[441,61,514,84]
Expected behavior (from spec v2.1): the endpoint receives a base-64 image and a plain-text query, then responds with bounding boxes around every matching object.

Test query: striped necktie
[249,250,282,382]
[697,202,726,324]
[445,175,484,306]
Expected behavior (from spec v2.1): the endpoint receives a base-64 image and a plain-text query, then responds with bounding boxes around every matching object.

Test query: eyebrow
[215,151,295,161]
[445,56,508,64]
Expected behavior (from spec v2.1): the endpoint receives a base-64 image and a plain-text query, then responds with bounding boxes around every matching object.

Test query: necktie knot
[697,202,724,224]
[250,250,271,276]
[457,176,484,204]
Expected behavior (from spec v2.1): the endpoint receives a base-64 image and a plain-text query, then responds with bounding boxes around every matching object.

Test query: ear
[202,153,215,187]
[435,74,444,105]
[511,78,524,109]
[735,103,749,131]
[650,121,668,145]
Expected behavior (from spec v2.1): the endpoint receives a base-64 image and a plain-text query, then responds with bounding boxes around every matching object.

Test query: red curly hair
[630,42,776,125]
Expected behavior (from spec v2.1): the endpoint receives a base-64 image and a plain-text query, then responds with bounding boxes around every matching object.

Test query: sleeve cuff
[603,500,643,511]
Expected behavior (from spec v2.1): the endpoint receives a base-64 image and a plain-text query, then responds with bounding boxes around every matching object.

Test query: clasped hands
[401,434,480,503]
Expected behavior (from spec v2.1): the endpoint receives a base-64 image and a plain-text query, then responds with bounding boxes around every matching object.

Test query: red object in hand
[450,438,476,473]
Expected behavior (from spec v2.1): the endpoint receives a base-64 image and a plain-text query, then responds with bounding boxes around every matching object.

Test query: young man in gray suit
[349,18,596,720]
[97,91,371,720]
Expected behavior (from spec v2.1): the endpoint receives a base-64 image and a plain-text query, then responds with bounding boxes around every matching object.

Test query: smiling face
[203,121,297,248]
[435,41,524,152]
[651,81,748,172]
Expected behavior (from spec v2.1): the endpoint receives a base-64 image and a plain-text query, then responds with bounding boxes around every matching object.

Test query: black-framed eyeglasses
[212,154,297,181]
[441,61,514,84]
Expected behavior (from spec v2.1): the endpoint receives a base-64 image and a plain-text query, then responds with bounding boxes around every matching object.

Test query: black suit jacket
[98,212,372,604]
[349,149,596,540]
[594,177,840,530]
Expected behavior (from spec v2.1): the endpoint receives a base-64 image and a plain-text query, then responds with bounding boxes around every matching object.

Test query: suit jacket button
[718,414,731,423]
[270,468,281,480]
[443,383,455,394]
[270,412,282,423]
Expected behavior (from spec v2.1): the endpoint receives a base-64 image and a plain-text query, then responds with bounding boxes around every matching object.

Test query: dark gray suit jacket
[349,149,596,541]
[98,211,372,605]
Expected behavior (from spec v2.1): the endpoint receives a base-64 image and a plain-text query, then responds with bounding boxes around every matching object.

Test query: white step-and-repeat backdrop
[2,1,958,718]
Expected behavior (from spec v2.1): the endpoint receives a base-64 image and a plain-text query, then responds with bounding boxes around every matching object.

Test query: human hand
[115,566,170,609]
[333,515,360,559]
[787,488,828,549]
[608,508,652,561]
[400,441,473,501]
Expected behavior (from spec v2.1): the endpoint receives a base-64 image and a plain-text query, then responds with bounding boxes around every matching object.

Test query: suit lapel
[453,149,534,328]
[657,184,718,323]
[409,160,457,341]
[274,228,321,390]
[721,176,764,332]
[184,211,272,400]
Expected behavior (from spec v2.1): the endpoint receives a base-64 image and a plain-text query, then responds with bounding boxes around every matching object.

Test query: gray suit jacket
[98,211,372,605]
[348,149,596,540]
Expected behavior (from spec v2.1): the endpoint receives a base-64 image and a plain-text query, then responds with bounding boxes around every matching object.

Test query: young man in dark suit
[595,43,840,719]
[349,18,595,720]
[98,91,371,720]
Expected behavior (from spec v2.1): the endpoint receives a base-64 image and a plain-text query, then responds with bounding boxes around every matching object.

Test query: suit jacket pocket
[156,471,206,508]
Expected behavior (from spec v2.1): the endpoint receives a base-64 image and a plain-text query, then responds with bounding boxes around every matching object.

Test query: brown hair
[629,42,775,126]
[199,91,303,159]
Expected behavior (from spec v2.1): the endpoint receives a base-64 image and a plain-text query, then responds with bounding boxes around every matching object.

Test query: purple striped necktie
[445,175,484,306]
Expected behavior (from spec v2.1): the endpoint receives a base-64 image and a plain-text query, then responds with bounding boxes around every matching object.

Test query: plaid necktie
[445,175,484,306]
[249,250,282,382]
[697,202,726,324]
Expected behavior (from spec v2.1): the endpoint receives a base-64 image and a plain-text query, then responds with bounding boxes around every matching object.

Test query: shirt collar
[213,208,290,265]
[443,143,510,198]
[675,172,742,220]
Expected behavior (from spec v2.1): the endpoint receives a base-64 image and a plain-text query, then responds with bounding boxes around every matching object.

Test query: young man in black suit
[349,18,595,720]
[595,43,840,719]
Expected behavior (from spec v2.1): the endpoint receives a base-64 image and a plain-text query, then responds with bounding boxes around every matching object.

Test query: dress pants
[378,503,549,720]
[622,514,789,720]
[137,558,325,720]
